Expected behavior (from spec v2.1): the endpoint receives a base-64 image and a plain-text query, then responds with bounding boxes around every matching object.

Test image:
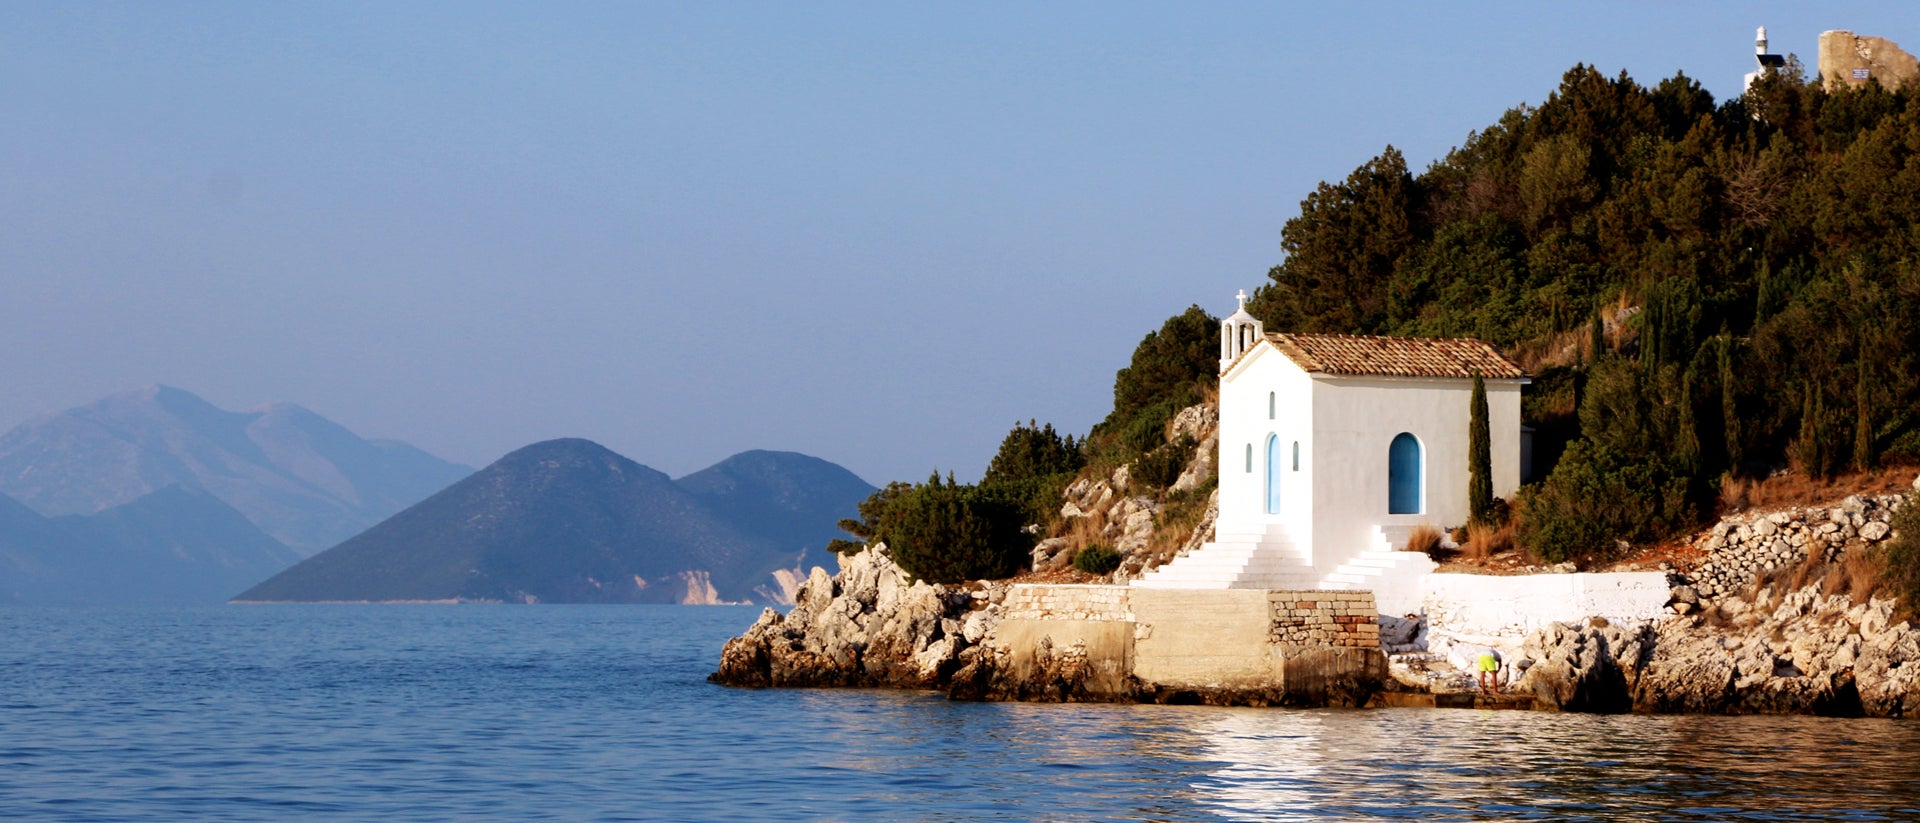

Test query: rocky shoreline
[713,503,1920,716]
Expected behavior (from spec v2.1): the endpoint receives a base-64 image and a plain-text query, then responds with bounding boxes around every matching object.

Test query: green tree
[1854,357,1876,472]
[878,473,1031,584]
[981,420,1084,528]
[1719,335,1743,473]
[1468,372,1493,524]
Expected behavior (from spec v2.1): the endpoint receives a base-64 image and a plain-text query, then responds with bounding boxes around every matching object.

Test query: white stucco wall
[1420,572,1673,636]
[1217,339,1526,575]
[1216,346,1316,551]
[1308,376,1521,568]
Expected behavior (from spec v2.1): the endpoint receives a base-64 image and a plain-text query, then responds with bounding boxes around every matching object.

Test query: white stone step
[1133,532,1316,590]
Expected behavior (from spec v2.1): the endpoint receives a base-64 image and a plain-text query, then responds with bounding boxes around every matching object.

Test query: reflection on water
[4,607,1919,822]
[1168,708,1920,822]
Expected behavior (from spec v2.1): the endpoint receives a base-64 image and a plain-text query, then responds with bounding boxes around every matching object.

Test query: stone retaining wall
[1000,584,1133,623]
[1690,495,1902,599]
[1268,591,1379,648]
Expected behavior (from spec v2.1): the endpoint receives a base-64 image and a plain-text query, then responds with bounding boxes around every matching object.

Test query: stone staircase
[1316,524,1439,616]
[1130,526,1318,590]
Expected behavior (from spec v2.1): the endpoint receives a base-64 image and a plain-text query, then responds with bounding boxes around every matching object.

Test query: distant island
[235,439,873,605]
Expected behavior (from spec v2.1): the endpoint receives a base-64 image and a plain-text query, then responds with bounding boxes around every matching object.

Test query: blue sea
[3,605,1918,822]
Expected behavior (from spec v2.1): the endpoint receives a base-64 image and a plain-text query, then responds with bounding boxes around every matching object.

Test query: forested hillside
[842,62,1920,578]
[1247,63,1920,560]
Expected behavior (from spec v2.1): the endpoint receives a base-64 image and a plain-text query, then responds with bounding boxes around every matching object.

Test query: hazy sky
[2,3,1911,484]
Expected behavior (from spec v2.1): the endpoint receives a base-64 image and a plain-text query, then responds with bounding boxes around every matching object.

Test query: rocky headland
[713,490,1920,717]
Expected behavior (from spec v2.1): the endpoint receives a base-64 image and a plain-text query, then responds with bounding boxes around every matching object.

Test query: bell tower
[1219,289,1264,372]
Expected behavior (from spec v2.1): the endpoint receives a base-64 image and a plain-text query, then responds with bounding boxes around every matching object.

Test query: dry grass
[1716,465,1917,515]
[1059,507,1112,555]
[1750,547,1887,604]
[1401,524,1443,554]
[1509,327,1589,374]
[1462,519,1519,561]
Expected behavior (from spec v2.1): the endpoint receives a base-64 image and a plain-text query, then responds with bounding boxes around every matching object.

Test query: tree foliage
[1244,63,1920,561]
[845,473,1031,584]
[981,420,1084,527]
[1468,373,1493,524]
[1087,305,1218,463]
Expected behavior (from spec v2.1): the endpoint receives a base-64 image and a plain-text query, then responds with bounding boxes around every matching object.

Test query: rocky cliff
[1508,583,1920,717]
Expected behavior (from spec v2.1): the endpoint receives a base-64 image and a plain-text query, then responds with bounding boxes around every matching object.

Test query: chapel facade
[1133,291,1530,614]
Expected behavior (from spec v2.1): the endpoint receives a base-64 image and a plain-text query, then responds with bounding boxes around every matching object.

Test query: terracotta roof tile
[1265,333,1527,380]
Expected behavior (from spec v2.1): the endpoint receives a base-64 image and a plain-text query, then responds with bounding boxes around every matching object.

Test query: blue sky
[1,2,1911,484]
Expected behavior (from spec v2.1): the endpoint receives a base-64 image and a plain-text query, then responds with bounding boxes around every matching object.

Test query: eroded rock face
[711,544,1004,690]
[1510,585,1920,717]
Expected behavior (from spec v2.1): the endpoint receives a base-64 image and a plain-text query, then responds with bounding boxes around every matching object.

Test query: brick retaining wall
[1267,590,1379,648]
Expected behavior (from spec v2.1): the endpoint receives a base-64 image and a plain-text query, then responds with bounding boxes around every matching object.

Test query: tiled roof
[1265,333,1527,380]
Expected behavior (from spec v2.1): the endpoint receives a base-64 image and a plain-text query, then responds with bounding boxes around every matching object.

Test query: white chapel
[1133,291,1530,613]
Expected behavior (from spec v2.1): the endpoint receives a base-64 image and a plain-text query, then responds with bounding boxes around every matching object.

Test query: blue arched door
[1265,434,1282,514]
[1388,433,1421,514]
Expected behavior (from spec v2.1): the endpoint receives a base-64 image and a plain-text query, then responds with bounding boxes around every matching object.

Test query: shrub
[1072,544,1122,576]
[983,420,1082,485]
[1401,524,1442,554]
[1882,498,1920,621]
[827,481,912,555]
[1464,518,1518,560]
[1519,439,1689,564]
[866,474,1032,584]
[980,420,1084,530]
[1131,435,1195,490]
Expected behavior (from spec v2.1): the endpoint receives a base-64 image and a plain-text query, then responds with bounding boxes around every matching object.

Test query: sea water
[3,605,1918,822]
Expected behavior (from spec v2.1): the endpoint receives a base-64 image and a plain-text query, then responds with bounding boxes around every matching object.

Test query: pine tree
[1468,372,1493,525]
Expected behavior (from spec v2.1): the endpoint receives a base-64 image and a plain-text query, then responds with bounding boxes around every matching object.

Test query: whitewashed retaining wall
[1419,571,1672,637]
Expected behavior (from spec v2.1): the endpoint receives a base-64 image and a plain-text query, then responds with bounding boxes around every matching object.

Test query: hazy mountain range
[236,439,875,605]
[0,385,473,554]
[0,386,875,605]
[0,484,301,604]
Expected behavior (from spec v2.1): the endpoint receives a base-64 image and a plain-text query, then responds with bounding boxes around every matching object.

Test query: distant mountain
[676,449,877,597]
[0,485,299,605]
[235,439,875,605]
[0,386,473,554]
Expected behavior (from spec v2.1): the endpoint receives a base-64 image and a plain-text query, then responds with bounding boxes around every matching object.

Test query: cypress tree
[1719,335,1742,474]
[1468,372,1493,525]
[1854,358,1875,472]
[1589,304,1606,363]
[1676,366,1701,477]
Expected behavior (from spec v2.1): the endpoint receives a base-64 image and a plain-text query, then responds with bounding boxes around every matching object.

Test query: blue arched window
[1265,434,1282,514]
[1388,433,1422,514]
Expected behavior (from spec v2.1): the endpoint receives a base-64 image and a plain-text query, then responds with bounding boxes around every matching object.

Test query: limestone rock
[710,543,980,690]
[1820,31,1920,92]
[1515,622,1641,712]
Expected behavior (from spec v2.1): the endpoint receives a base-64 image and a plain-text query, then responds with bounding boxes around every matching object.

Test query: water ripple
[3,605,1919,821]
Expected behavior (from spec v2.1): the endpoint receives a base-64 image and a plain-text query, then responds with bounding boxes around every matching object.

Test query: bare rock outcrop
[1509,585,1920,717]
[1820,30,1920,92]
[1513,621,1647,712]
[711,544,1003,689]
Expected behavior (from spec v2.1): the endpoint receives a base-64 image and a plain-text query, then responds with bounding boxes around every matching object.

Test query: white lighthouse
[1745,26,1788,91]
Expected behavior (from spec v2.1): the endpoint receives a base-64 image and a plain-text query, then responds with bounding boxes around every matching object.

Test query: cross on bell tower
[1219,289,1264,373]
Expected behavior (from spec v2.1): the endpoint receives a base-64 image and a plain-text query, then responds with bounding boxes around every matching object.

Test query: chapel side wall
[1309,378,1492,569]
[1490,382,1523,499]
[1217,349,1315,547]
